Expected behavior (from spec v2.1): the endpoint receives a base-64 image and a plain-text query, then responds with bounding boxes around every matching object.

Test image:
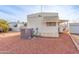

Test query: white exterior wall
[27,13,59,37]
[39,23,59,37]
[9,23,20,32]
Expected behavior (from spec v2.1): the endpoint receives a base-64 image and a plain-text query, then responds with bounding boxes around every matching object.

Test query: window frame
[46,22,56,26]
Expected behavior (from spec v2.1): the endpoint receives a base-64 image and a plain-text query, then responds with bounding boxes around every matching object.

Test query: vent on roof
[38,15,42,17]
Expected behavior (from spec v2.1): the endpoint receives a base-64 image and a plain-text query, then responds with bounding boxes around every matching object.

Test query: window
[46,22,56,26]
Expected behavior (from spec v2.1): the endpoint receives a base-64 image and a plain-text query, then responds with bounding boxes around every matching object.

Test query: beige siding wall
[27,13,59,37]
[27,17,43,30]
[39,26,59,37]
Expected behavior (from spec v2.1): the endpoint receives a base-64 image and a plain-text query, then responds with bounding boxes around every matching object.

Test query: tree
[0,19,9,32]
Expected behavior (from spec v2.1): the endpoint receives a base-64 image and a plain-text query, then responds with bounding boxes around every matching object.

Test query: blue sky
[0,5,79,22]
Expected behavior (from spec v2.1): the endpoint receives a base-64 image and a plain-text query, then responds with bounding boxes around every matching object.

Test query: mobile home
[9,22,27,32]
[27,12,68,37]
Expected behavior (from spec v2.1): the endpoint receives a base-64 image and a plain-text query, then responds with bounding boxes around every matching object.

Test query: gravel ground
[0,32,79,54]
